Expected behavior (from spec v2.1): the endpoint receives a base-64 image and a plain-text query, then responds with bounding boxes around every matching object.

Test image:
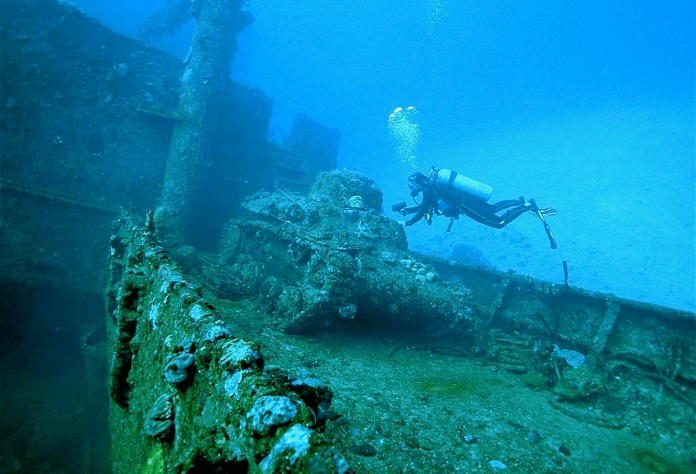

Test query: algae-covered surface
[211,298,694,474]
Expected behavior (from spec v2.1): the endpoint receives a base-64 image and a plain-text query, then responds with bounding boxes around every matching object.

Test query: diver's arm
[405,189,436,226]
[400,205,421,216]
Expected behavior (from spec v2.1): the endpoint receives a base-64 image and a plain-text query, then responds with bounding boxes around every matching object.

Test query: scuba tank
[435,168,493,202]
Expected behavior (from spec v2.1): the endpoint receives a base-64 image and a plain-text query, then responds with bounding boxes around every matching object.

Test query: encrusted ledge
[106,213,351,474]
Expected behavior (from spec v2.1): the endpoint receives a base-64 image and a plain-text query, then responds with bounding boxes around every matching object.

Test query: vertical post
[476,278,511,350]
[155,0,252,246]
[587,300,621,368]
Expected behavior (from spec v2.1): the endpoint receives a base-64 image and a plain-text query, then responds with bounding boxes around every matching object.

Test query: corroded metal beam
[106,213,351,474]
[156,0,253,245]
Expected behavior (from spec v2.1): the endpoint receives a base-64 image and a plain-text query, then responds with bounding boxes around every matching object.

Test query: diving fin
[544,221,558,249]
[529,199,558,249]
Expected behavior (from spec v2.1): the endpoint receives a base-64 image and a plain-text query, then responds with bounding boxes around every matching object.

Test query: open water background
[72,0,695,311]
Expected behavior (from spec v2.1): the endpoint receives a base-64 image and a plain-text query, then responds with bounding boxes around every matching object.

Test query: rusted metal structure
[105,214,351,473]
[1,1,694,473]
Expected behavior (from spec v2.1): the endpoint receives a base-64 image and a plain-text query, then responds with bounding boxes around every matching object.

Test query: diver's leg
[462,197,558,248]
[460,194,534,228]
[460,196,556,228]
[492,197,557,220]
[497,204,533,226]
[459,200,510,228]
[489,196,525,212]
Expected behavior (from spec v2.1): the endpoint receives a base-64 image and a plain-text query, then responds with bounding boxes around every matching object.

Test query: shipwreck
[1,1,694,473]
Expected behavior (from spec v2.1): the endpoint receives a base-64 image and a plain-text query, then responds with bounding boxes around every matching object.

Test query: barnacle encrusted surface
[106,216,350,474]
[143,394,174,440]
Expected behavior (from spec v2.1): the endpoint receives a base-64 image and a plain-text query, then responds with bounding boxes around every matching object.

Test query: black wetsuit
[399,169,558,248]
[404,181,529,228]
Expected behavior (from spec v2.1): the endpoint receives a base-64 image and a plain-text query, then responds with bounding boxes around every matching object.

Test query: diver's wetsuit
[404,181,529,228]
[398,168,558,248]
[458,194,530,228]
[404,186,437,226]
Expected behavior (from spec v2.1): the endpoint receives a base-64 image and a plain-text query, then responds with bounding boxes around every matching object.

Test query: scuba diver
[392,167,558,249]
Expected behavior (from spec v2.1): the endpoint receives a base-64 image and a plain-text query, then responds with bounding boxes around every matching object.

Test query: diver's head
[408,172,429,197]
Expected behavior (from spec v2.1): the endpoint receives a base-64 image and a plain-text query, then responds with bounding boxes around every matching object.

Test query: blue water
[72,0,694,311]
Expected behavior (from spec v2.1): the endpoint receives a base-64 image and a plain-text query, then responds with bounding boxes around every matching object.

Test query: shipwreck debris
[155,0,254,245]
[207,169,475,337]
[106,214,352,474]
